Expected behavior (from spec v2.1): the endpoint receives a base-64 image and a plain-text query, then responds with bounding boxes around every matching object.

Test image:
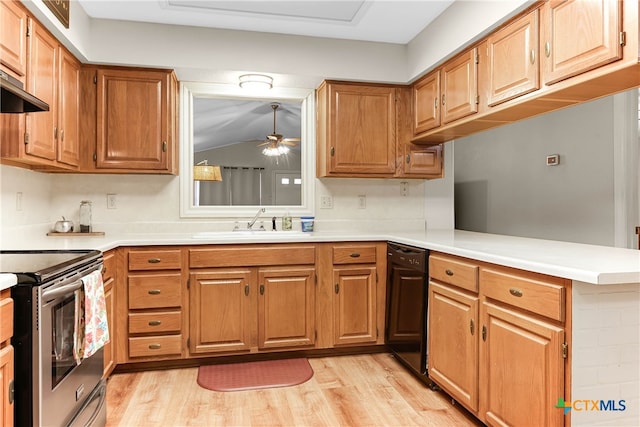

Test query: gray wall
[455,95,616,246]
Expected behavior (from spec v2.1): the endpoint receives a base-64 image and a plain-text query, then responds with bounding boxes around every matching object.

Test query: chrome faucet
[247,208,266,229]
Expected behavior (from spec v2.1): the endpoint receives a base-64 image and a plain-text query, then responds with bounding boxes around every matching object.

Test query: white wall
[454,90,639,247]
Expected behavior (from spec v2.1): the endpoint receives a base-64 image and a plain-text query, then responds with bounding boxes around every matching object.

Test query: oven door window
[52,293,78,387]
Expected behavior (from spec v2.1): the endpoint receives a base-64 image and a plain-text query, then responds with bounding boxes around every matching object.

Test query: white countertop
[0,273,17,292]
[2,229,639,286]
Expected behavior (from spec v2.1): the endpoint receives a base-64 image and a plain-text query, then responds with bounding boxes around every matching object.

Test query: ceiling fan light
[239,74,273,91]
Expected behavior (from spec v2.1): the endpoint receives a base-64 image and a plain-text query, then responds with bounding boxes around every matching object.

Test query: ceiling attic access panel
[317,81,396,177]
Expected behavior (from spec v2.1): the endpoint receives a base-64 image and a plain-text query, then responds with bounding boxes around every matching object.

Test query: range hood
[0,70,49,113]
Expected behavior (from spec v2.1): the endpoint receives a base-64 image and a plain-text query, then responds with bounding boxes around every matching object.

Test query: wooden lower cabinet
[428,252,569,426]
[188,245,317,356]
[479,301,565,427]
[189,268,255,354]
[333,265,377,346]
[428,281,479,411]
[0,289,14,427]
[102,249,117,378]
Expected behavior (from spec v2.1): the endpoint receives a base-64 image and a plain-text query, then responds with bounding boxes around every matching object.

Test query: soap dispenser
[282,211,292,231]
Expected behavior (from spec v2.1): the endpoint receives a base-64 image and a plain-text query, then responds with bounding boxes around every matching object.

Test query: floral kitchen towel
[81,269,110,359]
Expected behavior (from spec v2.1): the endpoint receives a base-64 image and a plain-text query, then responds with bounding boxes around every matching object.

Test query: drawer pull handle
[469,319,474,335]
[148,344,161,350]
[148,289,161,295]
[148,320,162,326]
[350,253,361,258]
[482,325,487,342]
[509,288,523,297]
[545,42,551,58]
[445,269,454,276]
[335,283,340,294]
[260,284,265,295]
[244,284,250,296]
[148,258,161,264]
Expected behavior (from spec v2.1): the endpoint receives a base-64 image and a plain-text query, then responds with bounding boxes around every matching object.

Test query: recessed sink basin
[192,230,308,239]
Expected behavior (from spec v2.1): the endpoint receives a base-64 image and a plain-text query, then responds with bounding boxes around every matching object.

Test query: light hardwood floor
[106,353,482,427]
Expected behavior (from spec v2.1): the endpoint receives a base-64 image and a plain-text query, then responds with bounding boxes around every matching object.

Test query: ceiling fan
[258,103,300,156]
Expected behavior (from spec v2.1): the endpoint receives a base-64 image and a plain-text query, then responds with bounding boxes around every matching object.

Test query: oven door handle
[42,279,84,300]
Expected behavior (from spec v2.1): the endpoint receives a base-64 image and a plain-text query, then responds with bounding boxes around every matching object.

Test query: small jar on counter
[79,200,92,233]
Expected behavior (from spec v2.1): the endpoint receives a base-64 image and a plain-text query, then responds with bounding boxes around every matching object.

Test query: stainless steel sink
[192,230,307,239]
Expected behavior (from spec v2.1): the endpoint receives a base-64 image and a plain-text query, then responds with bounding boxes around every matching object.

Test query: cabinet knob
[545,42,551,58]
[434,97,438,110]
[441,94,445,106]
[8,379,14,404]
[469,319,474,335]
[162,141,167,152]
[445,269,454,276]
[260,284,265,295]
[509,288,523,297]
[148,289,161,295]
[148,344,161,350]
[60,129,64,141]
[482,325,487,342]
[244,284,250,296]
[530,49,535,65]
[330,147,335,156]
[406,154,411,164]
[335,283,340,294]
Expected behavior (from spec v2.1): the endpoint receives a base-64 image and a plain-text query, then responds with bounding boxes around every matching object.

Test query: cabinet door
[96,68,170,170]
[413,70,440,134]
[542,0,622,85]
[0,0,27,78]
[258,267,315,349]
[401,145,443,178]
[189,269,256,354]
[0,345,14,427]
[328,83,396,175]
[486,9,540,106]
[333,266,377,346]
[25,18,57,161]
[57,48,80,167]
[102,278,114,378]
[480,301,564,427]
[441,48,478,124]
[428,282,479,412]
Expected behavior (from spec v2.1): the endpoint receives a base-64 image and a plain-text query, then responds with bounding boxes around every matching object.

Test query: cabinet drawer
[128,274,182,309]
[0,296,13,343]
[190,245,315,268]
[480,268,566,322]
[332,245,377,264]
[129,249,182,270]
[129,335,182,358]
[102,250,116,282]
[430,254,479,292]
[129,311,182,334]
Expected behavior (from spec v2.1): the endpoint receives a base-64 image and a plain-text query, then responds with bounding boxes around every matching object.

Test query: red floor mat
[197,358,314,392]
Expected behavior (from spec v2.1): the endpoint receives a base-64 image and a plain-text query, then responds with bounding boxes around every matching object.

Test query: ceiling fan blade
[282,137,301,142]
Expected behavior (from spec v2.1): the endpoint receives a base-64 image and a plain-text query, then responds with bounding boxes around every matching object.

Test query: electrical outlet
[107,194,117,209]
[320,195,333,209]
[401,182,409,197]
[357,194,366,209]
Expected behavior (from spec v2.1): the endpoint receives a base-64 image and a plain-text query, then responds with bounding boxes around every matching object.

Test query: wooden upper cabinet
[316,81,396,177]
[0,0,27,79]
[541,0,623,85]
[441,48,479,124]
[95,68,176,172]
[486,9,540,106]
[24,18,58,162]
[413,70,440,134]
[397,87,443,178]
[57,49,80,167]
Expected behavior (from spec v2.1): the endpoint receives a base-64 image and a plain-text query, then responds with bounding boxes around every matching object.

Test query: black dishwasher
[385,242,430,383]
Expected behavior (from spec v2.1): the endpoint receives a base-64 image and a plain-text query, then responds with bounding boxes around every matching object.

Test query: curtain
[199,167,263,205]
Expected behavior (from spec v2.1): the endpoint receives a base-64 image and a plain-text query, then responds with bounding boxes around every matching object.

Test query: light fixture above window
[239,74,273,91]
[193,160,222,181]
